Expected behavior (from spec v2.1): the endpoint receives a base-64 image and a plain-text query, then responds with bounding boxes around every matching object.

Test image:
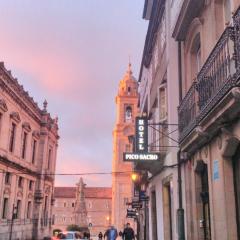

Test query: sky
[0,0,148,187]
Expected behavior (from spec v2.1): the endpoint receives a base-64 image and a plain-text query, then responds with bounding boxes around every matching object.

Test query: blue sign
[213,160,219,180]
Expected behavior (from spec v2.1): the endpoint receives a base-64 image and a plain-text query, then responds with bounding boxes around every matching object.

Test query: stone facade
[173,0,240,239]
[111,64,139,232]
[137,1,180,239]
[52,182,112,237]
[0,62,59,240]
[137,0,240,240]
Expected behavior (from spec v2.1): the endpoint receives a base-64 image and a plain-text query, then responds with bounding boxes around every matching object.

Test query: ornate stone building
[52,179,112,237]
[111,64,139,231]
[173,0,240,239]
[0,62,59,239]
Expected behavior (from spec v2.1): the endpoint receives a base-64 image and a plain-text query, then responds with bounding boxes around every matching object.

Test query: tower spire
[127,56,132,75]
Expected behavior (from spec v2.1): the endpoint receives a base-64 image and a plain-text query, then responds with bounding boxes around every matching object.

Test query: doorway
[233,146,240,238]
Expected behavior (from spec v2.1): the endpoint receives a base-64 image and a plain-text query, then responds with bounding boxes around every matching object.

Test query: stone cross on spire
[74,178,88,227]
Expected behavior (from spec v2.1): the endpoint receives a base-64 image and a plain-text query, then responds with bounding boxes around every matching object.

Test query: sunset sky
[0,1,148,187]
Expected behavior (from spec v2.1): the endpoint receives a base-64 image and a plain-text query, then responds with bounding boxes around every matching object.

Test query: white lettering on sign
[137,118,146,151]
[124,153,159,161]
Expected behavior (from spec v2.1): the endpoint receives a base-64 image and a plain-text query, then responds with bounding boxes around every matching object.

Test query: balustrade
[178,9,240,141]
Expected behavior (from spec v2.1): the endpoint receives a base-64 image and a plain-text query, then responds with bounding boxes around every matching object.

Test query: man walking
[122,223,135,240]
[104,225,118,240]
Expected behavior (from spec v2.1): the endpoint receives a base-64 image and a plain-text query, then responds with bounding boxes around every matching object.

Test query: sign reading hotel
[123,116,160,162]
[135,117,148,152]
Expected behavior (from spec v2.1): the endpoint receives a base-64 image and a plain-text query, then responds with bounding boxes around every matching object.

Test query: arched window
[190,32,201,79]
[125,106,132,122]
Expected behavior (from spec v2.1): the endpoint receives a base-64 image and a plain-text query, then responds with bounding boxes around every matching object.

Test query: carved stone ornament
[28,193,33,199]
[4,187,10,195]
[0,99,8,112]
[10,111,21,123]
[204,146,208,157]
[17,191,23,198]
[22,122,32,132]
[32,130,40,139]
[45,186,51,195]
[217,136,222,150]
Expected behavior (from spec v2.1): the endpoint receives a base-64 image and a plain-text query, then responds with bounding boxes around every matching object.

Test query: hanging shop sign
[135,117,148,152]
[139,190,149,202]
[126,209,137,218]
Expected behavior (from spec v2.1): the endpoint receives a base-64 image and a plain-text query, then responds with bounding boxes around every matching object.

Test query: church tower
[112,63,139,231]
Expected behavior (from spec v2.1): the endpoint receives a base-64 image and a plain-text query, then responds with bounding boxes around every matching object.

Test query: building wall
[52,197,112,236]
[0,63,59,240]
[173,0,240,239]
[112,66,139,232]
[138,0,180,239]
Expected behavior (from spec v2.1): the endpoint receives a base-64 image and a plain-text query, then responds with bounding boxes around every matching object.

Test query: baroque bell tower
[112,63,139,230]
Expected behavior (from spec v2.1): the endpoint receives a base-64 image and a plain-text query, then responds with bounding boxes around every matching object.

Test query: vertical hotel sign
[123,116,160,162]
[135,117,148,152]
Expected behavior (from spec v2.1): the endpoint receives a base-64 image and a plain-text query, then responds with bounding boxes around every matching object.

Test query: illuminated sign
[123,153,160,161]
[135,117,148,152]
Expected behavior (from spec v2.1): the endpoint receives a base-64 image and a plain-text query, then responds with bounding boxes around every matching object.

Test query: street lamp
[131,173,139,182]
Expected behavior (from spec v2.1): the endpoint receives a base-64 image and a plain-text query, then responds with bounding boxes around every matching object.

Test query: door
[233,146,240,238]
[200,163,211,240]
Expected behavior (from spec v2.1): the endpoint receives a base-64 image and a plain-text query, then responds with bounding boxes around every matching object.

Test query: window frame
[9,122,16,153]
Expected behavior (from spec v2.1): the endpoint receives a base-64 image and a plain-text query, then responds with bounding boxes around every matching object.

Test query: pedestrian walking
[98,231,103,240]
[122,223,135,240]
[104,225,118,240]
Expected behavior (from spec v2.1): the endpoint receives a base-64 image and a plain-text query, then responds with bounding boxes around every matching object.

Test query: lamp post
[9,204,17,240]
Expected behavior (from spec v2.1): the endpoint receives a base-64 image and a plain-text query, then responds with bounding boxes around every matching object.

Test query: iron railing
[178,10,240,142]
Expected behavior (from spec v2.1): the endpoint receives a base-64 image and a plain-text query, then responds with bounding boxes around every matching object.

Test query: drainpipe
[177,41,185,240]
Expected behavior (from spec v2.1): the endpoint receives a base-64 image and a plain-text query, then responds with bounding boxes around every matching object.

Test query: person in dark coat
[122,223,135,240]
[98,232,103,239]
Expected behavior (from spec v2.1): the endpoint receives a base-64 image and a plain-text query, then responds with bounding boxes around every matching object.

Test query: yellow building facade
[111,64,139,232]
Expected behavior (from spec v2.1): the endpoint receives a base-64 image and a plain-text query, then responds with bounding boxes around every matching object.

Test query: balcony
[178,10,240,142]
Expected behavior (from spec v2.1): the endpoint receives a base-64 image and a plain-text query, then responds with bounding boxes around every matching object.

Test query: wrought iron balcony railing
[178,8,240,142]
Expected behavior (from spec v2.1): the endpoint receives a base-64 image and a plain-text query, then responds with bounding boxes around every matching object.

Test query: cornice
[139,0,166,81]
[0,154,40,178]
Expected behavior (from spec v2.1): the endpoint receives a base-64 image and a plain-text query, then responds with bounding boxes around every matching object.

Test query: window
[18,177,23,188]
[190,33,201,79]
[47,148,52,169]
[9,122,16,152]
[32,139,37,164]
[159,85,167,120]
[64,202,66,207]
[127,87,131,94]
[16,199,21,219]
[88,202,92,209]
[2,198,8,219]
[26,201,32,219]
[29,180,33,191]
[72,203,75,207]
[125,106,132,123]
[21,131,28,159]
[5,172,11,184]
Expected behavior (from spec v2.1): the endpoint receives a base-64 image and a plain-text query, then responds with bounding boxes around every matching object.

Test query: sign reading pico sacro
[135,117,148,152]
[123,153,160,161]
